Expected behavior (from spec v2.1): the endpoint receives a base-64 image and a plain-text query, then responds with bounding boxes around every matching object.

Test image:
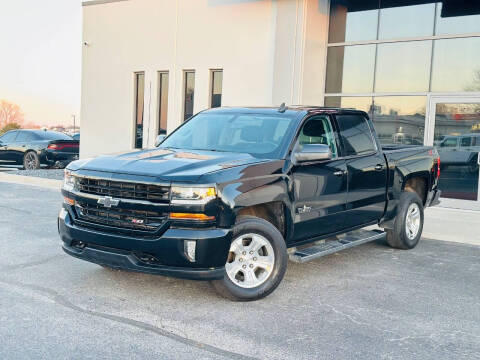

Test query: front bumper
[58,208,231,280]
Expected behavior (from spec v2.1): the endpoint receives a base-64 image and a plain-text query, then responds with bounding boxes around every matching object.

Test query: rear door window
[336,114,376,156]
[15,132,32,142]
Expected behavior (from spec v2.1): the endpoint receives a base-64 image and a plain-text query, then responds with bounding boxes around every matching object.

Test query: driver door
[0,131,18,162]
[291,115,347,242]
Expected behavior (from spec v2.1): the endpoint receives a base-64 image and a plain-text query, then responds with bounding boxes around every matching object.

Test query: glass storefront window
[328,0,379,43]
[371,96,426,146]
[435,2,480,36]
[158,72,169,135]
[325,45,375,94]
[134,72,145,149]
[431,37,480,92]
[378,2,435,40]
[374,41,432,92]
[324,96,373,114]
[433,103,480,201]
[183,71,195,121]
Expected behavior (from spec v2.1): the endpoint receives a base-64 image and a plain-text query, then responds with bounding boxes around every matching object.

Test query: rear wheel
[386,192,424,250]
[211,216,287,301]
[23,151,40,170]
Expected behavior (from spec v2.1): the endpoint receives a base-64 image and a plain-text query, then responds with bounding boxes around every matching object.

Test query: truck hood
[69,148,270,182]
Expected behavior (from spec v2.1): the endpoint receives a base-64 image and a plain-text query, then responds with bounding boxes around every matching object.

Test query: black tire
[211,216,288,301]
[23,151,40,170]
[386,192,424,250]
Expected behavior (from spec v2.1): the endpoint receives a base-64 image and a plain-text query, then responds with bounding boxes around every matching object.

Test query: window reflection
[158,72,169,135]
[328,0,379,43]
[434,103,480,201]
[375,41,432,92]
[326,45,375,94]
[372,96,426,145]
[210,70,223,108]
[134,72,145,149]
[183,71,195,121]
[431,37,480,92]
[435,2,480,36]
[378,2,435,39]
[324,96,373,114]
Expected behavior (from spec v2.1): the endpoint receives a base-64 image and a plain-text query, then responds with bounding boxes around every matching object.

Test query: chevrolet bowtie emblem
[97,196,120,208]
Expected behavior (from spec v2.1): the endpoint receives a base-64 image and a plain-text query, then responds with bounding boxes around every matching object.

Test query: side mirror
[155,135,166,147]
[293,144,332,164]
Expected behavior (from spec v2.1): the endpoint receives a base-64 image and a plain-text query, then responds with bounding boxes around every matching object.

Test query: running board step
[289,229,386,263]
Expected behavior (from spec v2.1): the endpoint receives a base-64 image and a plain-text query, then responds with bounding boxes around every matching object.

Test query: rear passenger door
[9,131,32,163]
[335,114,387,228]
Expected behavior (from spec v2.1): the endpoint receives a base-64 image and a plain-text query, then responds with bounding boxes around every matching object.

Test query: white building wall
[80,0,329,158]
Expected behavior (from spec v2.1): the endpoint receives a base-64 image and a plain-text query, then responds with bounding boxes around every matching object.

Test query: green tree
[0,122,21,136]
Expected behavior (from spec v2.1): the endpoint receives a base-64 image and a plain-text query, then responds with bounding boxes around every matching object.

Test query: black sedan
[0,129,79,169]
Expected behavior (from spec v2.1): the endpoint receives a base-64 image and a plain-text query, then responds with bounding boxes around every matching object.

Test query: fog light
[184,240,196,262]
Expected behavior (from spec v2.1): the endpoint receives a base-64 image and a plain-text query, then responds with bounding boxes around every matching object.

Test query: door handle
[334,170,345,177]
[375,164,384,171]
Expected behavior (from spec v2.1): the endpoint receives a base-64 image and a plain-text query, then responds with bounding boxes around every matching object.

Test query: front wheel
[386,192,424,250]
[211,216,287,301]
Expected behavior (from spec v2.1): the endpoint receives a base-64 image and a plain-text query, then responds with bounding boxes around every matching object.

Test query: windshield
[160,112,297,158]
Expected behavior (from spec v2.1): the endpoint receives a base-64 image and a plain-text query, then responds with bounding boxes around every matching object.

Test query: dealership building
[80,0,480,210]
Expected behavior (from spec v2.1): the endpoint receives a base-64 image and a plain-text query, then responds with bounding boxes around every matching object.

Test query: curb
[0,173,62,190]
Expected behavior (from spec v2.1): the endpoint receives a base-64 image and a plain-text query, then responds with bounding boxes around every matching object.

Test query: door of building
[426,95,480,210]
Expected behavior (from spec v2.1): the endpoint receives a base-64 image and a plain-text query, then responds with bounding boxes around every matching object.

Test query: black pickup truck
[59,106,440,301]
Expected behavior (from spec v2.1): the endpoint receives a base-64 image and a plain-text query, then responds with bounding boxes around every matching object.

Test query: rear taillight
[47,143,78,150]
[436,157,441,179]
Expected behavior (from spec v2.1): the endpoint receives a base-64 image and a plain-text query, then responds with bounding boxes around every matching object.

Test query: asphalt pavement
[0,182,479,359]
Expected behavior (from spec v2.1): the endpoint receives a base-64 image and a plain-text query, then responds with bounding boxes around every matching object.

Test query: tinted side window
[336,115,376,156]
[297,116,338,158]
[0,131,18,143]
[15,131,32,142]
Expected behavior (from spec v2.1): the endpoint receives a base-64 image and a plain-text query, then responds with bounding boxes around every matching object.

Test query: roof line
[83,0,130,7]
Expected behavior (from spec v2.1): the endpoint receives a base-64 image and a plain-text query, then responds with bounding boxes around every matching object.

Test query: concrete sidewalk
[0,172,62,191]
[0,172,478,246]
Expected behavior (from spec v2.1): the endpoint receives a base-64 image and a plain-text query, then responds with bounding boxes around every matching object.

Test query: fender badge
[298,205,312,214]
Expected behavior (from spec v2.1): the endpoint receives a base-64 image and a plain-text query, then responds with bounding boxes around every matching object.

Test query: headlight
[63,169,76,192]
[171,186,216,204]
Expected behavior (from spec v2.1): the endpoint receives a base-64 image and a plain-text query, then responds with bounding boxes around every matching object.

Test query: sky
[0,0,84,128]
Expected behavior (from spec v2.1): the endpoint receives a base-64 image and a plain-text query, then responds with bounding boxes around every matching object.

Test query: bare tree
[0,100,25,128]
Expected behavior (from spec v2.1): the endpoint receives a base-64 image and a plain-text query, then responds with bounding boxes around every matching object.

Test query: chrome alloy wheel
[405,203,421,240]
[24,153,37,170]
[225,233,275,289]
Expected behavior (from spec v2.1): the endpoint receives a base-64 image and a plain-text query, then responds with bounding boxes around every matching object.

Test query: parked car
[0,129,79,169]
[435,134,480,173]
[59,106,440,301]
[72,133,80,141]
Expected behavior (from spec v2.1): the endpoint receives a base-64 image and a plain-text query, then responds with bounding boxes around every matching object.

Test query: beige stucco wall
[80,0,329,158]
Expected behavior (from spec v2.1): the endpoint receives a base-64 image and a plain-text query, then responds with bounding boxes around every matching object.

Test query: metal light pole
[71,114,76,134]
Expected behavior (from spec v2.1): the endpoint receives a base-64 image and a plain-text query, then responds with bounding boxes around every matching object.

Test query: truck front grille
[75,201,167,232]
[76,177,170,204]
